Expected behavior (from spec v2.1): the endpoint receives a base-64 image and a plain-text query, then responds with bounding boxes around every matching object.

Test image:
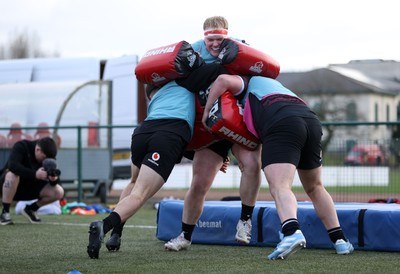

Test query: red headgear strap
[204,29,228,37]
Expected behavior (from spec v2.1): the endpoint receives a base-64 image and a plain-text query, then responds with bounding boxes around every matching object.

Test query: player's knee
[55,186,64,200]
[189,181,211,196]
[5,171,19,183]
[242,159,261,174]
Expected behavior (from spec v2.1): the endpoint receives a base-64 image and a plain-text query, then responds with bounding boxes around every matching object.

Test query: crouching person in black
[0,137,64,225]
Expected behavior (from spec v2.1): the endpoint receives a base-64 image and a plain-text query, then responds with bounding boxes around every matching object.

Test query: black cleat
[22,206,41,224]
[0,212,14,225]
[87,221,104,259]
[106,233,121,251]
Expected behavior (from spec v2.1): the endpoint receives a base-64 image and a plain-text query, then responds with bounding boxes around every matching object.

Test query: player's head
[35,137,58,162]
[202,16,229,57]
[203,16,229,34]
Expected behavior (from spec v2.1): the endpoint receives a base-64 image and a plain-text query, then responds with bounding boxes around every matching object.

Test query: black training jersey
[176,63,228,93]
[7,140,40,182]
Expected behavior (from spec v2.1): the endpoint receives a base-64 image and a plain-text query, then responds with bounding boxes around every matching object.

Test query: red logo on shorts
[152,152,160,161]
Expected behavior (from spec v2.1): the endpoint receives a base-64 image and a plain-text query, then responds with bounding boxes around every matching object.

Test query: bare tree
[301,94,350,153]
[0,29,59,59]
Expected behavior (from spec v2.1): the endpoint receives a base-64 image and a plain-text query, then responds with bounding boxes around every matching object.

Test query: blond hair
[203,16,229,31]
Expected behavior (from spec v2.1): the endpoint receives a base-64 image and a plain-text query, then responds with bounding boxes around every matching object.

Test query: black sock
[182,222,196,241]
[103,212,122,235]
[111,222,126,237]
[27,202,40,211]
[2,203,11,213]
[281,218,300,237]
[328,227,347,243]
[240,204,255,221]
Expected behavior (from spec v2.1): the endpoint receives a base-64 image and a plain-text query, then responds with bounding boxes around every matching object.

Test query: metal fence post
[77,126,83,202]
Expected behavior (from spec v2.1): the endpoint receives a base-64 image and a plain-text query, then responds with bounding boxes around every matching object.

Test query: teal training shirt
[146,81,195,136]
[191,39,216,64]
[240,76,299,105]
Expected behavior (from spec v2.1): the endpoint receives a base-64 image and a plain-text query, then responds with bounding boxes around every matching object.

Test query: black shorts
[259,116,322,169]
[14,178,49,201]
[131,131,187,182]
[184,139,232,161]
[208,139,232,160]
[249,94,322,169]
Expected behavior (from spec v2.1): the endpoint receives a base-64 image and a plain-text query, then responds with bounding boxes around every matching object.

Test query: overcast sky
[1,0,399,72]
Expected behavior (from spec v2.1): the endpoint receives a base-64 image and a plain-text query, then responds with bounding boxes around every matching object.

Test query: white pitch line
[12,221,156,229]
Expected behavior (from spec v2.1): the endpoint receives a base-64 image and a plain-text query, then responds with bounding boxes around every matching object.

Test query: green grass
[1,208,399,274]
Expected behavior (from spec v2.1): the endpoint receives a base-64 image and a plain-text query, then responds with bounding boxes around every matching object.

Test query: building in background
[278,59,400,154]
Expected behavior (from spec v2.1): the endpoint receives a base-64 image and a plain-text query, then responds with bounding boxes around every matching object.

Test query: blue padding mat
[156,200,400,252]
